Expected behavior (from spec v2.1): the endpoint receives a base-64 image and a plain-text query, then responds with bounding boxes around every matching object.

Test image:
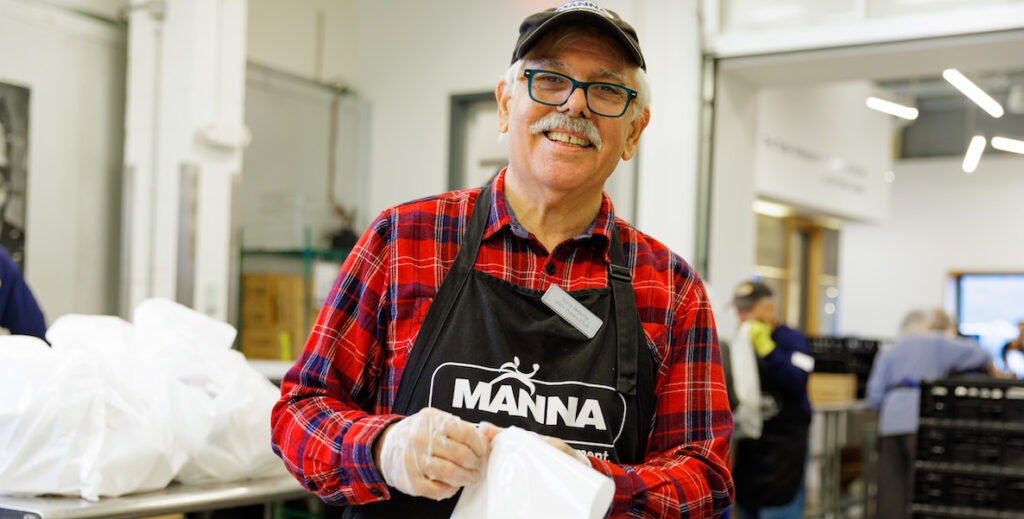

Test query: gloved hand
[749,320,777,358]
[376,408,489,500]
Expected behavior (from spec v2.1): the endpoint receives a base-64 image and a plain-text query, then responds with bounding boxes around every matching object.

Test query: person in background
[866,307,1000,519]
[270,2,734,518]
[0,244,46,340]
[1001,320,1024,377]
[728,280,814,519]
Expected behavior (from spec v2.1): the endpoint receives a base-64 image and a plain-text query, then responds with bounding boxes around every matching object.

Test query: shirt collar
[484,168,618,257]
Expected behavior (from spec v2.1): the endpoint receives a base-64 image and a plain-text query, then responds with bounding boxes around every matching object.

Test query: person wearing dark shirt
[0,245,45,339]
[730,280,814,519]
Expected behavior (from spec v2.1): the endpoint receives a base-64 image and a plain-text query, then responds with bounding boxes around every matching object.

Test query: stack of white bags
[0,298,288,501]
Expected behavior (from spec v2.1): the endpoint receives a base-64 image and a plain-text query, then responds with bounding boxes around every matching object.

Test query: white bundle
[0,298,287,501]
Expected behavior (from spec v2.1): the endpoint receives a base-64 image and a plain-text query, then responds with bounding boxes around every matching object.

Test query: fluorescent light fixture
[752,200,792,218]
[865,96,919,120]
[962,136,986,173]
[943,69,1005,118]
[992,136,1024,155]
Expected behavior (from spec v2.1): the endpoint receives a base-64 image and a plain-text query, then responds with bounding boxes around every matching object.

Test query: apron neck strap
[607,227,639,396]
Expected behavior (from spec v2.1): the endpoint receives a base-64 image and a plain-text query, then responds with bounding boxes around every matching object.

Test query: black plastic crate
[920,378,1024,424]
[921,384,953,419]
[916,427,949,462]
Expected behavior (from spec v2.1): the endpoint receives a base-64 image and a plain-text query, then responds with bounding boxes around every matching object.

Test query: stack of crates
[807,336,880,399]
[912,377,1024,518]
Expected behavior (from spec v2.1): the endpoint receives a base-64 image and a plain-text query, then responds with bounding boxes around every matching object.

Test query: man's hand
[375,408,489,500]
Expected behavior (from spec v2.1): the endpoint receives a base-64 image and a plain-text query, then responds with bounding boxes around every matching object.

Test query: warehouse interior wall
[839,155,1024,339]
[707,22,1024,341]
[0,0,125,320]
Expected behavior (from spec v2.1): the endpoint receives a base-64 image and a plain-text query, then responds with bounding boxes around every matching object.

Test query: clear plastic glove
[749,320,777,358]
[376,408,489,500]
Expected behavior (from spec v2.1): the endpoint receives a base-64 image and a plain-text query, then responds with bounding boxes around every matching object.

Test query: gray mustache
[529,113,603,150]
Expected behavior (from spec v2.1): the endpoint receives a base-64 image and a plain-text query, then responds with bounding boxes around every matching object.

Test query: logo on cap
[736,283,755,297]
[556,1,611,18]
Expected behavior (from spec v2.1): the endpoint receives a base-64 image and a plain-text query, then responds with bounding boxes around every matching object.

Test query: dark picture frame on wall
[0,81,29,270]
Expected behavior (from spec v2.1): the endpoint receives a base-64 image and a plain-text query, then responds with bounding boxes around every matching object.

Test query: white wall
[838,155,1024,339]
[632,1,703,260]
[246,0,705,261]
[246,0,356,85]
[756,81,892,222]
[706,72,758,340]
[0,0,125,320]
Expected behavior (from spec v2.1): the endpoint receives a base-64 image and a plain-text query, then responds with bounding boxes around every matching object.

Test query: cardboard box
[241,273,313,360]
[242,324,310,360]
[808,373,858,406]
[275,275,307,331]
[241,326,283,360]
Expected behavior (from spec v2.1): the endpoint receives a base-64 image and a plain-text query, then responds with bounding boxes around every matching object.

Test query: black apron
[344,186,654,518]
[732,347,811,509]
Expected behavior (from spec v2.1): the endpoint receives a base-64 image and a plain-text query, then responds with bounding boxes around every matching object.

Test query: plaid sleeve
[270,211,403,506]
[590,273,735,518]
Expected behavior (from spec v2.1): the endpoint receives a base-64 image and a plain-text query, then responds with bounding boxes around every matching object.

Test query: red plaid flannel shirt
[271,170,734,517]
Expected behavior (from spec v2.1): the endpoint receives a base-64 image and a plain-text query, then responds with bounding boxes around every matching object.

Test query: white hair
[900,307,954,337]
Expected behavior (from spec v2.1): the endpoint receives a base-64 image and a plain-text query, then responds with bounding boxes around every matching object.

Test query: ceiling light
[865,96,919,120]
[992,136,1024,155]
[962,136,986,173]
[943,69,1005,118]
[752,200,792,218]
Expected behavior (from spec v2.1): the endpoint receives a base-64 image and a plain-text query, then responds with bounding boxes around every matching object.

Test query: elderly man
[866,308,998,519]
[271,2,733,517]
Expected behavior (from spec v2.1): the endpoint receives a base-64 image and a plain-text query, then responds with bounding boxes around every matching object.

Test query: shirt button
[545,262,556,275]
[370,488,383,498]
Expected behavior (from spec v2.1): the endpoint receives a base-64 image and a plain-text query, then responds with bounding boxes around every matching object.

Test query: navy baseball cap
[733,280,774,306]
[512,1,646,71]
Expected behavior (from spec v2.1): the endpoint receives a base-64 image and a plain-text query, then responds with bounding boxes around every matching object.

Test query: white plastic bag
[0,336,101,497]
[0,298,288,500]
[169,348,288,484]
[132,298,287,484]
[452,427,614,519]
[48,313,187,500]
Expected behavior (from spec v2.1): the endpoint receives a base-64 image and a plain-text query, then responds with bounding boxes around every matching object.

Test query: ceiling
[718,29,1024,158]
[878,69,1024,158]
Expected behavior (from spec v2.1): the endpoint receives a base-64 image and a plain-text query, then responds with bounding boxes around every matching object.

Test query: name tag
[541,283,603,339]
[791,351,815,373]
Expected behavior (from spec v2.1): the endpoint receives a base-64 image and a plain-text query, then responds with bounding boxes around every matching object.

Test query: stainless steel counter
[0,476,311,519]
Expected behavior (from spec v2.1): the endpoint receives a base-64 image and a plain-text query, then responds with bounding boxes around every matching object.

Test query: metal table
[812,400,873,519]
[0,476,311,519]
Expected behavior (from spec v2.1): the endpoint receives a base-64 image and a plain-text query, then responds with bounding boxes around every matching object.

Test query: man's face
[752,298,776,324]
[496,28,649,198]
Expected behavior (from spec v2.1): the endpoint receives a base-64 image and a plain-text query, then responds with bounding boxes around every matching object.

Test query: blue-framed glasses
[523,69,637,118]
